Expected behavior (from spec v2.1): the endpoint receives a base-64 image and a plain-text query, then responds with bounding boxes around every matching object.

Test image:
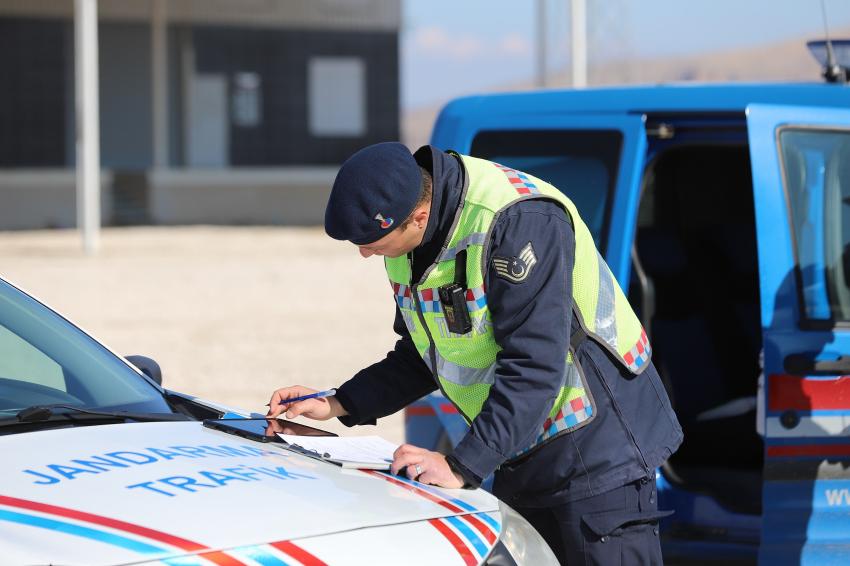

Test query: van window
[779,128,850,322]
[471,130,622,251]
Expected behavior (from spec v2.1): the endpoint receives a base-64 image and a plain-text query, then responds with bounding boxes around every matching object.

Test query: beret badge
[374,213,394,229]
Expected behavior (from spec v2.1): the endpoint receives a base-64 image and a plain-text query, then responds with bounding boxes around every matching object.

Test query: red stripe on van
[768,374,850,411]
[404,403,459,419]
[767,444,850,458]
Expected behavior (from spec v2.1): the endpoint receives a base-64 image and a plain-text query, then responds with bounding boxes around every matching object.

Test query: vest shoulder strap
[570,317,587,350]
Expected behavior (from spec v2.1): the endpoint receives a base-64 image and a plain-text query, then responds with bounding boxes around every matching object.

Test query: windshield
[0,279,173,418]
[470,129,622,252]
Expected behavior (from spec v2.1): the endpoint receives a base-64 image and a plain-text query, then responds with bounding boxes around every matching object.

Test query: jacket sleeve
[335,305,437,426]
[448,199,574,483]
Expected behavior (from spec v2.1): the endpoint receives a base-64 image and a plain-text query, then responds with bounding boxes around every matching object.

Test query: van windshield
[470,129,622,251]
[779,128,850,323]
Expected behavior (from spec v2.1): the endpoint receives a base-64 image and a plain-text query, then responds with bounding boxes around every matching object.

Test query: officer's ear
[408,204,430,231]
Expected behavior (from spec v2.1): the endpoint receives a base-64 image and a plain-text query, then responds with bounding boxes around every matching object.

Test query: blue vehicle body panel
[430,84,850,144]
[762,480,850,566]
[408,82,850,564]
[746,104,850,565]
[656,472,761,562]
[405,396,468,448]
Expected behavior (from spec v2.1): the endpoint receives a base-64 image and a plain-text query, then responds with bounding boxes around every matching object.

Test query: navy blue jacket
[336,147,683,506]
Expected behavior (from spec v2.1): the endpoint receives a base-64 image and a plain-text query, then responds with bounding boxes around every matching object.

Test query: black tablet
[203,417,337,443]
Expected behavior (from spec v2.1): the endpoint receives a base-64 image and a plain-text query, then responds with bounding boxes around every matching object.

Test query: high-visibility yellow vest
[386,155,650,456]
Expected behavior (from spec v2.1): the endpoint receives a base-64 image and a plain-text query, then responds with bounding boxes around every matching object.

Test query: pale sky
[401,0,850,109]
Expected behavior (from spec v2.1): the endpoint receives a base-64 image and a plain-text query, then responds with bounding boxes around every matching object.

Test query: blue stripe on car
[387,474,479,512]
[445,515,488,557]
[0,509,165,555]
[235,545,292,566]
[477,512,501,532]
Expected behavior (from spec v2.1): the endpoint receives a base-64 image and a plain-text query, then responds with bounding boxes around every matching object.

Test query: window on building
[308,57,366,137]
[231,72,262,128]
[0,18,66,166]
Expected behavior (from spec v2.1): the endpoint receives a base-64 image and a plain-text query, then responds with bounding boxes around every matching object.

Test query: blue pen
[279,388,337,405]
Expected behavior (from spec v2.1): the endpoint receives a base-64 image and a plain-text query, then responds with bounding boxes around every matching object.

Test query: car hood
[0,421,501,565]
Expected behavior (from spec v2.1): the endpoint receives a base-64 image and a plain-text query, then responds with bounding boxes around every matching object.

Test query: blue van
[406,46,850,565]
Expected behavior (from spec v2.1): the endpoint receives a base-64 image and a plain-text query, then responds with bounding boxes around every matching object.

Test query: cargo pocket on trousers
[581,508,674,540]
[580,509,673,565]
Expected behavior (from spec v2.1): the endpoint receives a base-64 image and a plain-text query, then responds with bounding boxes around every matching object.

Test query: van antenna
[820,0,842,81]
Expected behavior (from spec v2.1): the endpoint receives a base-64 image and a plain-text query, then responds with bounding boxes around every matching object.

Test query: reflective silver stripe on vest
[594,251,618,350]
[423,347,496,386]
[423,345,575,390]
[438,232,488,262]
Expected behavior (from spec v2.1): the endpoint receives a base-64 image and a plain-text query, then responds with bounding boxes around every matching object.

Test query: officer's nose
[359,247,376,258]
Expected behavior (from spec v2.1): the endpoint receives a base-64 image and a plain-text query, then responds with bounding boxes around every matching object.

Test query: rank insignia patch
[492,242,538,283]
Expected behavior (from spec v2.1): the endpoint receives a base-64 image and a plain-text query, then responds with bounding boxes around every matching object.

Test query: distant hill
[402,29,849,149]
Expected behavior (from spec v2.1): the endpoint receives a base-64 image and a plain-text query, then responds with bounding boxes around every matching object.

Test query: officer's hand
[266,385,347,421]
[391,444,464,489]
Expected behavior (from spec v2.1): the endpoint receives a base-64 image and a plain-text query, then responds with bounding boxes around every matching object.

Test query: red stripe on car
[460,513,497,545]
[428,518,477,566]
[270,541,328,565]
[191,551,248,566]
[0,494,246,566]
[362,470,464,513]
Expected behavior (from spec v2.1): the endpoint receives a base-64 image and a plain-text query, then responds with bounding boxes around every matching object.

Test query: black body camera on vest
[439,249,473,334]
[439,283,472,334]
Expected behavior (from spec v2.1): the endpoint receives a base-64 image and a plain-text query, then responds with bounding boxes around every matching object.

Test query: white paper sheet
[277,434,398,465]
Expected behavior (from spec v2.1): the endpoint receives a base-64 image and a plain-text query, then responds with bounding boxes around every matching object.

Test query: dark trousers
[513,476,669,565]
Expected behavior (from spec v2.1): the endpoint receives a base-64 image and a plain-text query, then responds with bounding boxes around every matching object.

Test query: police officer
[268,142,683,565]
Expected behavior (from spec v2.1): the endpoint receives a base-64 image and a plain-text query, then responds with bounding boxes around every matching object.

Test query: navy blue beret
[325,142,422,244]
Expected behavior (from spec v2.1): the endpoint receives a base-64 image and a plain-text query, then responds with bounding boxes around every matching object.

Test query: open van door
[747,104,850,565]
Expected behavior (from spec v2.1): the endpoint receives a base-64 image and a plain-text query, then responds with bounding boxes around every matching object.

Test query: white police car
[0,276,556,565]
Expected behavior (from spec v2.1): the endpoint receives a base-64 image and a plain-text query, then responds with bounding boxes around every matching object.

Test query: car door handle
[784,354,850,375]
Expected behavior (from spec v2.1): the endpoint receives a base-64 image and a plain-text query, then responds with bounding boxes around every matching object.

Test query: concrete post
[536,0,547,88]
[571,0,587,88]
[152,0,168,168]
[74,0,101,253]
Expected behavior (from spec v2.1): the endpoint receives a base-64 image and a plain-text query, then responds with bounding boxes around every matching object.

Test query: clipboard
[276,434,397,470]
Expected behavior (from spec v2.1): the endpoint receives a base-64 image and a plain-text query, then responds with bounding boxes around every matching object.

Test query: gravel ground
[0,226,405,443]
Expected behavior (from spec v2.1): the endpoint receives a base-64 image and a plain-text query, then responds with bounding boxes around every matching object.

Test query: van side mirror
[125,355,163,385]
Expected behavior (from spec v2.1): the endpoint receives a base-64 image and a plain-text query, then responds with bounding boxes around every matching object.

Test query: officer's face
[357,224,420,258]
[356,206,429,259]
